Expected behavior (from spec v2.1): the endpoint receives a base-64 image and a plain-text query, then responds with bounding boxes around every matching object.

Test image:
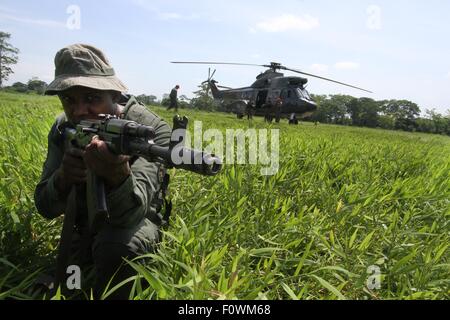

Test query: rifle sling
[53,186,78,294]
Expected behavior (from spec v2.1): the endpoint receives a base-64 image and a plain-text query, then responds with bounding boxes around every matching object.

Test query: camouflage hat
[45,44,127,95]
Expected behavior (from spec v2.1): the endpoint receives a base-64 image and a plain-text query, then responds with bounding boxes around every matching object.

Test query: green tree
[310,94,353,124]
[425,109,450,135]
[380,99,420,131]
[11,81,28,93]
[0,32,20,88]
[377,115,395,130]
[190,83,216,111]
[27,77,47,94]
[136,94,158,105]
[178,94,191,109]
[348,97,379,127]
[309,94,328,122]
[328,94,353,124]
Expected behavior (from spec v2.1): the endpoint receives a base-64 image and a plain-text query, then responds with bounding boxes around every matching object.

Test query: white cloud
[334,61,360,70]
[309,64,329,74]
[446,71,450,79]
[0,12,65,28]
[255,14,319,33]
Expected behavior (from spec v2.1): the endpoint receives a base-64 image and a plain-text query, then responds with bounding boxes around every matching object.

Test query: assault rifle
[65,114,222,176]
[64,113,221,230]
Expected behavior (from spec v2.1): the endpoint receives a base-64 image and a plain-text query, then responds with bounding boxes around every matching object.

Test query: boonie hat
[45,43,127,95]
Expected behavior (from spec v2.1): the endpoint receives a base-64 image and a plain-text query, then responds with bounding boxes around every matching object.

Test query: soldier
[263,97,273,123]
[246,100,255,120]
[274,97,283,123]
[34,44,172,299]
[167,84,180,112]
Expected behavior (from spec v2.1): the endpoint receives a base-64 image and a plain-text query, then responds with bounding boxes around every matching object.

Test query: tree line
[307,94,450,136]
[3,77,48,94]
[4,80,449,136]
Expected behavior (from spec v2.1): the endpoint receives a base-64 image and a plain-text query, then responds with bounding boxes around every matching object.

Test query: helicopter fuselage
[207,70,317,119]
[172,61,371,120]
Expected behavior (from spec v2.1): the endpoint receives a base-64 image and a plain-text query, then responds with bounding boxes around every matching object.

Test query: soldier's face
[58,86,119,124]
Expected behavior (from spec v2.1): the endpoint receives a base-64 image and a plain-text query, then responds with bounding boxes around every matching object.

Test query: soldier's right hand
[55,148,87,195]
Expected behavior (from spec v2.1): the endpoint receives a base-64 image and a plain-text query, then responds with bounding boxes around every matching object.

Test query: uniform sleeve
[105,117,172,228]
[34,122,67,219]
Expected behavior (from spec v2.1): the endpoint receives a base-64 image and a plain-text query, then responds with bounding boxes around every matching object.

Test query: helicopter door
[256,90,268,108]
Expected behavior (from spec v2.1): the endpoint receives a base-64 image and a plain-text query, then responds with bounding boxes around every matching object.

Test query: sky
[1,0,449,114]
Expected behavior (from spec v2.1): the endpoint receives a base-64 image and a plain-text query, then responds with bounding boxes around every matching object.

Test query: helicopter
[171,61,372,124]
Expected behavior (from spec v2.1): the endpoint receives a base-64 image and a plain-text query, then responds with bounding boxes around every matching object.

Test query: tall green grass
[0,91,449,300]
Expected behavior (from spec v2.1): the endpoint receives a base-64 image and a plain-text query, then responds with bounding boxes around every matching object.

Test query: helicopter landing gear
[237,113,244,119]
[289,113,299,125]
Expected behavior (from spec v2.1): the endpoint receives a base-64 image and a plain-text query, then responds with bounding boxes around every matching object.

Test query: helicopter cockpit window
[303,89,311,100]
[297,88,311,100]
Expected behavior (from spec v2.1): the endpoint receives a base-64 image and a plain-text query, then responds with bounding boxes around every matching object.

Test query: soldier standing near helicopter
[274,97,283,123]
[246,100,255,120]
[167,84,180,112]
[263,97,273,123]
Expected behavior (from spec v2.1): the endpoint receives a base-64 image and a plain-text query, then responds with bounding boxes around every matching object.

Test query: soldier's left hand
[83,136,131,188]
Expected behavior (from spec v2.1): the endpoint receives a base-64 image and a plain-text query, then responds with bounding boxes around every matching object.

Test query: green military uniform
[35,96,171,298]
[34,44,172,299]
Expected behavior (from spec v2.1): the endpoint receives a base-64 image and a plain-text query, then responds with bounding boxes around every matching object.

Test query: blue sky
[1,0,449,114]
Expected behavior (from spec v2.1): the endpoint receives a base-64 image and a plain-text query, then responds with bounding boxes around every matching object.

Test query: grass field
[0,91,449,300]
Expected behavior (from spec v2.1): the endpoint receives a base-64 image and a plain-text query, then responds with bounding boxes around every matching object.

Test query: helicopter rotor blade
[171,61,264,67]
[282,67,373,93]
[171,61,372,93]
[210,69,217,79]
[208,67,211,80]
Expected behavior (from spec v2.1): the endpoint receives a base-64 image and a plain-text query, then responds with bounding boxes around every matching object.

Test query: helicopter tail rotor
[201,67,218,95]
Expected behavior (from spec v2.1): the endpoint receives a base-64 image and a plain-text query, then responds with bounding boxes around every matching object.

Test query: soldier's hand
[83,136,131,189]
[55,148,87,195]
